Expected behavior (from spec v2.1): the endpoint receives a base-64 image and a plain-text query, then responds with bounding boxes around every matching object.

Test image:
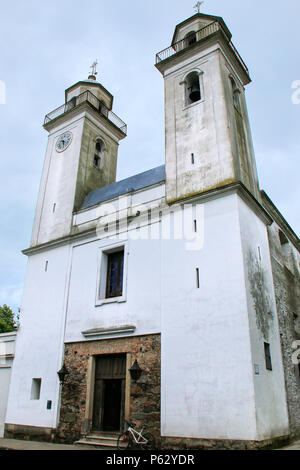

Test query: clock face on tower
[56,131,73,153]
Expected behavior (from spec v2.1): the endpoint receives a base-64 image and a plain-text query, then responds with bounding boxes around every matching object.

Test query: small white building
[0,332,16,438]
[4,12,300,449]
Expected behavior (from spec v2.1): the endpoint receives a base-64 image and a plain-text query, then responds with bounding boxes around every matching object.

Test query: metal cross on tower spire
[90,60,98,77]
[194,1,204,13]
[88,60,98,80]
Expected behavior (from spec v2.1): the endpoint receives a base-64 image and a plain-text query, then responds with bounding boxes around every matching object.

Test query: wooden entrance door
[92,354,126,432]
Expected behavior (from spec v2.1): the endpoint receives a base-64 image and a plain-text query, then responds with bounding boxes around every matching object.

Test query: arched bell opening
[94,137,106,169]
[184,31,197,48]
[185,71,201,106]
[230,77,242,113]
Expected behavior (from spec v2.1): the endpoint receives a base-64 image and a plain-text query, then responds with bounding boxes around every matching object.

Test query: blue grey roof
[81,165,166,209]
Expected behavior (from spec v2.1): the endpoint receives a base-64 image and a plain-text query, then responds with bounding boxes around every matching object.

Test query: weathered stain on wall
[247,250,274,341]
[73,120,118,212]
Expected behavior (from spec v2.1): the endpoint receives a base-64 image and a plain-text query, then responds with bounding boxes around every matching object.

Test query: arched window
[94,138,105,169]
[230,77,241,113]
[230,76,249,180]
[185,71,201,106]
[184,31,197,48]
[95,139,105,153]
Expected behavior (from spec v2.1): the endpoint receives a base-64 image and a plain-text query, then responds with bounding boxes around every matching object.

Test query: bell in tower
[187,72,201,103]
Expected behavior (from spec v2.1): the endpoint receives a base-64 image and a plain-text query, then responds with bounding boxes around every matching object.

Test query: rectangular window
[258,246,261,262]
[106,249,124,299]
[196,268,200,289]
[96,244,127,306]
[30,378,41,400]
[264,343,272,371]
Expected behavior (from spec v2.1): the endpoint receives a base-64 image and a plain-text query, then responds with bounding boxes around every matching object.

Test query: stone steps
[75,432,124,449]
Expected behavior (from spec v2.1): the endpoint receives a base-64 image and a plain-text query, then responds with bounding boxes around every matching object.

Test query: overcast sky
[0,0,299,314]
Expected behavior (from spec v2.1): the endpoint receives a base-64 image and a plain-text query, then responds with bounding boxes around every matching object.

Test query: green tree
[0,305,17,333]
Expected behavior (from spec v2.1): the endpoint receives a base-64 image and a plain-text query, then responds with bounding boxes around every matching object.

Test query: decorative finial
[88,60,98,80]
[194,1,204,13]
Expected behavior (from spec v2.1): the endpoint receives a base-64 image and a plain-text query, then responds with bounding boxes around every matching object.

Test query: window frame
[264,342,273,371]
[105,249,124,299]
[30,378,42,400]
[95,242,128,306]
[93,137,106,170]
[185,71,201,106]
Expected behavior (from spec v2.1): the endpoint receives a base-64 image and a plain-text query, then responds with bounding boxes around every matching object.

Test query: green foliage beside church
[0,304,17,333]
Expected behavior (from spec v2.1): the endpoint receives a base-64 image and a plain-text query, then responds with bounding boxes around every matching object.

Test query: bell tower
[155,12,260,204]
[31,65,127,247]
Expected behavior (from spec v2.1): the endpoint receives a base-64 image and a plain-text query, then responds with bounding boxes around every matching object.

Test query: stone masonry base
[56,334,161,444]
[4,423,56,443]
[4,422,292,450]
[160,434,291,450]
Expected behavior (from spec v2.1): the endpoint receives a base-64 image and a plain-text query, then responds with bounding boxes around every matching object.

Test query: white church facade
[4,12,300,449]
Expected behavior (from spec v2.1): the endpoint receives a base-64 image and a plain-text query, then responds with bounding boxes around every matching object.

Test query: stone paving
[278,440,300,451]
[0,438,97,451]
[1,437,300,451]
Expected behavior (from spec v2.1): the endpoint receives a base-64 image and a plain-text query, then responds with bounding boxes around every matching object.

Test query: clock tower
[31,71,127,247]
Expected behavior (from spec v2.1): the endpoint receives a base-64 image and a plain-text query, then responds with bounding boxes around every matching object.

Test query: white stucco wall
[160,193,259,440]
[237,197,289,439]
[65,184,165,343]
[64,235,161,343]
[31,115,85,246]
[0,332,16,437]
[5,245,71,429]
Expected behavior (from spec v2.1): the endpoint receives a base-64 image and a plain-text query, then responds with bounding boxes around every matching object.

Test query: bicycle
[117,420,155,450]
